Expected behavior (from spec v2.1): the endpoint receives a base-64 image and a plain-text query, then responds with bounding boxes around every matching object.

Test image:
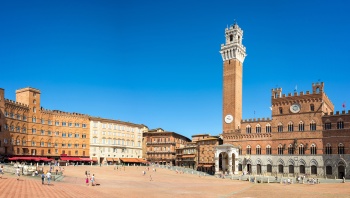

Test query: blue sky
[1,0,349,139]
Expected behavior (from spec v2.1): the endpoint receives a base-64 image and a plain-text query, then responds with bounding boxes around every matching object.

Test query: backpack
[41,174,45,179]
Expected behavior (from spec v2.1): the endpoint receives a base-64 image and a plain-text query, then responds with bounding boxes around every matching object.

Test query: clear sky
[1,0,349,139]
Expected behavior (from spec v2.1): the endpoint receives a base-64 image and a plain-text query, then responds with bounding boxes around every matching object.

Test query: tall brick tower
[220,23,246,133]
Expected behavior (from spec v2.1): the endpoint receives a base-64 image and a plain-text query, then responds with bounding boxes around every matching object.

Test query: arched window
[288,144,294,155]
[288,122,293,132]
[266,145,271,155]
[256,145,261,155]
[310,120,316,131]
[310,144,317,155]
[256,124,261,133]
[246,145,251,155]
[278,144,283,155]
[32,116,36,123]
[246,125,251,134]
[299,121,304,131]
[337,120,344,129]
[299,144,305,155]
[325,143,332,154]
[338,143,345,154]
[265,123,271,133]
[324,121,332,130]
[277,123,283,132]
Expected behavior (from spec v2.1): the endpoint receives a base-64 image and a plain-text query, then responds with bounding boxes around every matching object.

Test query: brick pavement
[0,165,350,198]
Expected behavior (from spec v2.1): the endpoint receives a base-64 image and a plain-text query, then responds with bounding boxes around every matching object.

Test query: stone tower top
[220,22,246,63]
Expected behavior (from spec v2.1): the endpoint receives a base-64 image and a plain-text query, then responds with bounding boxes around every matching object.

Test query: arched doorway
[338,161,345,179]
[257,164,261,175]
[247,163,252,174]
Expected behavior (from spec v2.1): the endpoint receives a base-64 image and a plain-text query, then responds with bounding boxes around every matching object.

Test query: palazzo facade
[216,23,350,179]
[0,87,90,161]
[89,117,146,165]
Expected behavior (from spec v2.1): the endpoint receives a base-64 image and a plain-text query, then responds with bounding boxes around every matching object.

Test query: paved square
[0,165,349,198]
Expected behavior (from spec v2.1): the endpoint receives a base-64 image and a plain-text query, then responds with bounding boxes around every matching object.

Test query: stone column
[214,156,219,175]
[228,154,233,175]
[234,159,238,175]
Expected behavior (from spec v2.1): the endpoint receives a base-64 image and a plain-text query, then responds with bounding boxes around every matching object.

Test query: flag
[294,85,297,92]
[342,102,346,109]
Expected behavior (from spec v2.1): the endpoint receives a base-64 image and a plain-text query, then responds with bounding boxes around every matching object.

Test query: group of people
[41,171,52,185]
[85,170,95,186]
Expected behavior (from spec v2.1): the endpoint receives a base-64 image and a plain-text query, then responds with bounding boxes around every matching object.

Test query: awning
[182,154,196,158]
[120,158,146,163]
[203,165,213,168]
[106,158,113,162]
[9,157,52,161]
[197,164,203,167]
[60,157,81,161]
[92,157,98,162]
[113,158,119,162]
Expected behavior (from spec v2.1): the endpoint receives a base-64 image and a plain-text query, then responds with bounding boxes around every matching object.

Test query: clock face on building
[290,103,301,113]
[225,114,234,123]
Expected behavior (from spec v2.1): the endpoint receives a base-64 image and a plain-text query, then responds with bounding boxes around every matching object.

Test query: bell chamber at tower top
[220,23,247,63]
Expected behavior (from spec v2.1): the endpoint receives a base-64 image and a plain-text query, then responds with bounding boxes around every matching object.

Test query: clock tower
[220,23,246,133]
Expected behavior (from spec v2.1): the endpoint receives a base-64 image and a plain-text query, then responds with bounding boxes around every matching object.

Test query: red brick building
[217,23,350,179]
[143,128,190,165]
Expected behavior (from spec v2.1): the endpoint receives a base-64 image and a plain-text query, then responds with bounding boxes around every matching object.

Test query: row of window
[92,138,141,147]
[1,139,86,148]
[93,122,142,133]
[2,125,87,138]
[4,112,87,128]
[93,131,140,139]
[245,121,344,134]
[239,143,346,155]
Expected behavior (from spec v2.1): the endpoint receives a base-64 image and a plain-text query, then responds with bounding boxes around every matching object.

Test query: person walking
[90,174,95,186]
[85,175,89,186]
[46,171,52,185]
[16,167,20,181]
[41,172,45,184]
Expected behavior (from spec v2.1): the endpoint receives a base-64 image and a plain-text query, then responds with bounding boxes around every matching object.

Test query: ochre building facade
[0,87,90,161]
